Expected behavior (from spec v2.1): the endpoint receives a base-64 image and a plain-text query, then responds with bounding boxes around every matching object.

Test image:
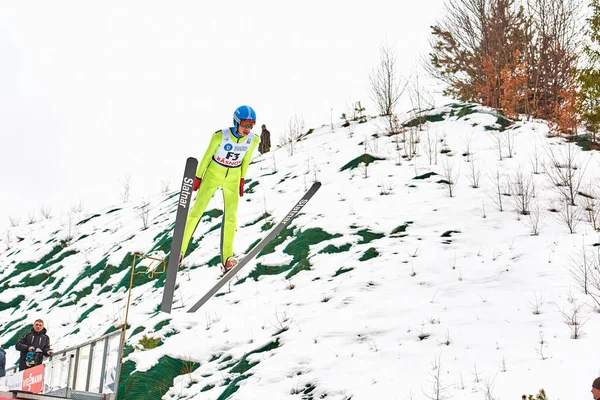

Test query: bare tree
[558,301,587,339]
[524,197,543,235]
[120,174,132,203]
[504,130,516,158]
[27,213,37,225]
[61,211,76,247]
[138,200,150,230]
[4,230,11,250]
[441,157,460,197]
[369,39,407,131]
[556,199,582,233]
[581,184,600,230]
[508,167,535,216]
[40,205,52,220]
[530,142,544,174]
[545,143,590,206]
[568,240,595,296]
[467,157,482,188]
[422,125,439,165]
[161,180,171,197]
[423,354,451,400]
[488,167,507,211]
[278,113,305,156]
[8,216,20,228]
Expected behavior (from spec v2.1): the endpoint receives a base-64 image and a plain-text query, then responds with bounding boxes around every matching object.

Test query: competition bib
[212,128,255,168]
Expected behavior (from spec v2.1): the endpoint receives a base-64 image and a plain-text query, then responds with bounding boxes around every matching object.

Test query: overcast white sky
[0,0,447,231]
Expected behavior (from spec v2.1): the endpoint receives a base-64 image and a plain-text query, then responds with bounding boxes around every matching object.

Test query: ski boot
[220,256,238,275]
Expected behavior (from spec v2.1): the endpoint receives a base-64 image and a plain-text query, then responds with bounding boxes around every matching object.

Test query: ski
[187,181,322,313]
[161,157,198,313]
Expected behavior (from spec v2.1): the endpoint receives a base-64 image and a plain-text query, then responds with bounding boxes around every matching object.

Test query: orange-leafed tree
[549,79,580,136]
[475,55,501,109]
[500,50,529,120]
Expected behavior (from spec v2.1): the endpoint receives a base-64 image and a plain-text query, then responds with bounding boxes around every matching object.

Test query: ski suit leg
[181,179,220,257]
[220,176,241,265]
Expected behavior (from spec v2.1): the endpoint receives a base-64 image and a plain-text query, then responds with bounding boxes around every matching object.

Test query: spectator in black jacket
[593,377,600,400]
[15,319,53,371]
[259,124,271,154]
[0,345,6,377]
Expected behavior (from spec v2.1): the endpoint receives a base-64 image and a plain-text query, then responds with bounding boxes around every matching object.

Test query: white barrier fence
[1,330,123,397]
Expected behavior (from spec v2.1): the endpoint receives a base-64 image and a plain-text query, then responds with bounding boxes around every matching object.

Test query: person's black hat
[593,377,600,389]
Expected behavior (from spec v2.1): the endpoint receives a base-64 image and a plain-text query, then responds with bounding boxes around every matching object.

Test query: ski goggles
[239,119,256,129]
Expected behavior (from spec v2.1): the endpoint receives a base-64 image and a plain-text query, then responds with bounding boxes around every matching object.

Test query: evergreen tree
[577,0,600,144]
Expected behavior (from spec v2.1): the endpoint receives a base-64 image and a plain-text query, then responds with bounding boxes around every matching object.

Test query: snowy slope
[1,104,600,400]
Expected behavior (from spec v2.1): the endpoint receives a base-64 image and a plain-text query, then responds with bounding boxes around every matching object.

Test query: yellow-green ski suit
[181,128,260,264]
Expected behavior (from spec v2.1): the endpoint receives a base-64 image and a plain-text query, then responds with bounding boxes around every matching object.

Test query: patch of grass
[340,154,385,172]
[76,213,101,226]
[413,172,438,180]
[359,247,379,261]
[334,267,354,276]
[455,104,478,118]
[356,229,384,244]
[319,243,352,254]
[441,230,461,237]
[391,222,413,236]
[242,212,271,228]
[496,114,513,131]
[403,112,446,127]
[567,134,597,151]
[135,335,162,351]
[129,326,145,337]
[153,319,171,332]
[204,208,223,220]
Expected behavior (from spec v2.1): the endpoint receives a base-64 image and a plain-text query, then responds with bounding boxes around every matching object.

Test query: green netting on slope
[0,314,26,337]
[5,324,32,349]
[17,265,62,288]
[76,304,103,323]
[0,245,64,286]
[240,228,341,282]
[216,339,280,400]
[0,295,25,313]
[117,356,200,400]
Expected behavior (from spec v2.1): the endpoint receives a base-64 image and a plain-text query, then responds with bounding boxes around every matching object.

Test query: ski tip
[312,181,322,189]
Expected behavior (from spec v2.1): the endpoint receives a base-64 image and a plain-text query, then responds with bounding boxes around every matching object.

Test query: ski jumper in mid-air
[181,105,260,273]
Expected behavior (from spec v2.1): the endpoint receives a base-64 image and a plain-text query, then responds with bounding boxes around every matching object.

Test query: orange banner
[21,364,44,393]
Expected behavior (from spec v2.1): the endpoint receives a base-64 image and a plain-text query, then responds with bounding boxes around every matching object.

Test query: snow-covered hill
[2,104,600,400]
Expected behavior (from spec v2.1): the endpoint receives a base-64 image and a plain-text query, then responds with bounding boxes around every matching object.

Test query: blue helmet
[233,105,257,128]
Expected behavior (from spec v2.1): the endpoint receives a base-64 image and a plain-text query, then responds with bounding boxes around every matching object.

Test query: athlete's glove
[193,177,202,191]
[239,178,245,197]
